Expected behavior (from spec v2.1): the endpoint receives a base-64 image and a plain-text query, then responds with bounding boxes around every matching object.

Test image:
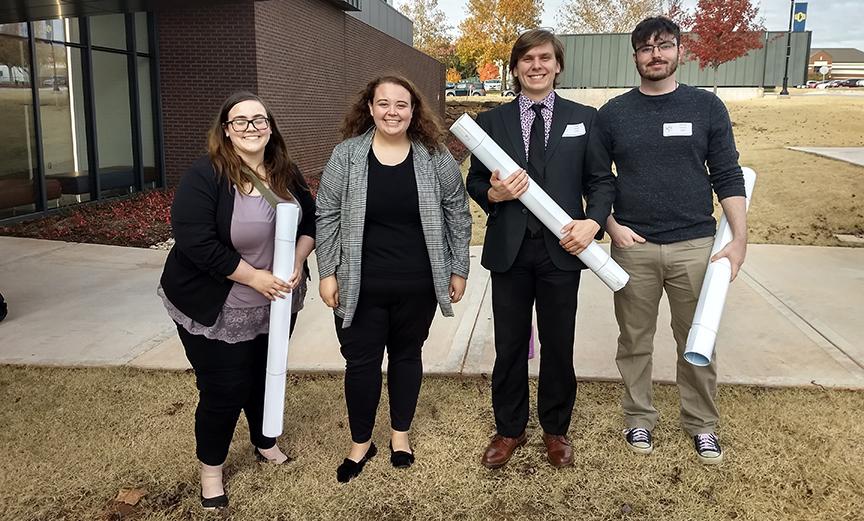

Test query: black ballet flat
[336,442,377,483]
[200,493,228,510]
[389,441,415,469]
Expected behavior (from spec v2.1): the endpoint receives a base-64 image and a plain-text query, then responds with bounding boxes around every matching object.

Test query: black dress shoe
[389,441,415,469]
[336,442,377,483]
[200,493,228,509]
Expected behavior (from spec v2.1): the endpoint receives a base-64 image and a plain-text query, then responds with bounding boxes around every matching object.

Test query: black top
[160,156,315,326]
[361,147,432,281]
[593,84,745,244]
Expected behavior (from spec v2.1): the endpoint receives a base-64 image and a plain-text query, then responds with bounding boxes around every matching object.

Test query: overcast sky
[396,0,864,51]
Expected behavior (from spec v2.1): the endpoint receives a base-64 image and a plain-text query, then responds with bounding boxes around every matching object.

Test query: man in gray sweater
[591,16,748,464]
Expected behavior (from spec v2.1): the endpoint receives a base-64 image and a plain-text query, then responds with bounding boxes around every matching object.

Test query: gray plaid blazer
[316,128,472,328]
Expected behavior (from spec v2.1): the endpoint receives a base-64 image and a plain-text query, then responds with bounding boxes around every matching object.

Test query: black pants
[178,313,297,466]
[490,233,582,437]
[336,278,437,443]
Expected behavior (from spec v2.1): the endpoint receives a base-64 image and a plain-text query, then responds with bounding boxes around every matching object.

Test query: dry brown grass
[461,94,864,247]
[1,365,862,521]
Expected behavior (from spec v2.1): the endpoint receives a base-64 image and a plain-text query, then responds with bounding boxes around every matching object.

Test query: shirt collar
[519,90,556,115]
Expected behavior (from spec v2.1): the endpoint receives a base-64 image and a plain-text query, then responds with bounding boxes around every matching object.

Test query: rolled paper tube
[451,113,629,292]
[262,202,300,438]
[684,167,757,367]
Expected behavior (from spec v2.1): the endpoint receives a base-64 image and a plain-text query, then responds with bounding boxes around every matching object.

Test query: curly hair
[206,91,307,200]
[340,75,444,152]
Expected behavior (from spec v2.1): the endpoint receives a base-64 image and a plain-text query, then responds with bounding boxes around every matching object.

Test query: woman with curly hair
[158,92,315,508]
[316,75,471,482]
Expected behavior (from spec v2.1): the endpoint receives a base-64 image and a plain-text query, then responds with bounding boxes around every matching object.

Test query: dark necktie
[526,103,546,235]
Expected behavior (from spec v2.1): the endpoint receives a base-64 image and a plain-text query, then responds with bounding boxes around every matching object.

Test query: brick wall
[255,0,445,178]
[158,0,445,185]
[156,1,258,185]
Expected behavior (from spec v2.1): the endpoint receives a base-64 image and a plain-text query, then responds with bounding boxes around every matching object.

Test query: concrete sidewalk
[1,237,862,389]
[787,146,864,168]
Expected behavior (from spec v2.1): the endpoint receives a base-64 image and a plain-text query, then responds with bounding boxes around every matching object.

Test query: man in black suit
[466,29,615,469]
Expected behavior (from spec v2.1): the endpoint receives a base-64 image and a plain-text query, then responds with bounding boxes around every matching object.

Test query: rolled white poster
[684,167,757,367]
[262,202,300,438]
[451,113,629,292]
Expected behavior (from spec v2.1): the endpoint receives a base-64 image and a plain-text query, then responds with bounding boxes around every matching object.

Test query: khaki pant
[611,237,719,436]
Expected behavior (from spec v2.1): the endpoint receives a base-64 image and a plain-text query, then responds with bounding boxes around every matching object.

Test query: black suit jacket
[466,94,616,273]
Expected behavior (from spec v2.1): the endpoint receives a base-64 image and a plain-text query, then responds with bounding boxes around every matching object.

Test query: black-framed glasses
[225,117,270,132]
[636,40,677,56]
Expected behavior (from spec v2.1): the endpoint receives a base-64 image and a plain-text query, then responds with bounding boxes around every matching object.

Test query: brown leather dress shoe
[481,431,528,469]
[542,433,573,468]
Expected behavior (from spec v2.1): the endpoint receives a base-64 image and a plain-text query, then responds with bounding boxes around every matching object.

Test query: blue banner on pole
[793,3,808,32]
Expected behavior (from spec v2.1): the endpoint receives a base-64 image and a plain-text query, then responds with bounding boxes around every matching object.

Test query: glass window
[32,18,80,44]
[0,26,38,218]
[39,43,90,205]
[138,57,156,187]
[89,14,127,50]
[135,13,149,54]
[91,50,134,197]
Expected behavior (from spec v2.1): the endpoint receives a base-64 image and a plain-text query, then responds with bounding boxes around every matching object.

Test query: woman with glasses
[158,91,315,509]
[317,75,471,483]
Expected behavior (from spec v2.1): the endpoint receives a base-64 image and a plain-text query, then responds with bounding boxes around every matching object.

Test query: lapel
[412,141,433,197]
[545,94,572,162]
[500,99,527,166]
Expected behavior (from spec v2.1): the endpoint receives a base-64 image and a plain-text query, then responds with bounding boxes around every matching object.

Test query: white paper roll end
[684,324,716,367]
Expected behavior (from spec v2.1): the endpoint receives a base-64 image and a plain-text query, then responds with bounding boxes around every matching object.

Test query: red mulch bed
[0,189,175,248]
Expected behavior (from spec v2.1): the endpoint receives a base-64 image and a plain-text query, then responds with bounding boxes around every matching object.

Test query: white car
[483,79,502,91]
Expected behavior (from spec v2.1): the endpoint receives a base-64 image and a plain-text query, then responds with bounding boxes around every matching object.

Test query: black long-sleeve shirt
[592,84,745,243]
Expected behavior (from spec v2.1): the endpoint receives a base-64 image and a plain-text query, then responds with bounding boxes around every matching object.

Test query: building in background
[809,48,864,80]
[0,0,443,222]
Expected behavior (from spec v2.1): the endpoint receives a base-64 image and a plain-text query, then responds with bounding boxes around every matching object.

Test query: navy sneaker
[623,427,653,455]
[693,433,723,464]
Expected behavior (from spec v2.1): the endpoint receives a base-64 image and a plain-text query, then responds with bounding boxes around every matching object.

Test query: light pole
[780,0,794,96]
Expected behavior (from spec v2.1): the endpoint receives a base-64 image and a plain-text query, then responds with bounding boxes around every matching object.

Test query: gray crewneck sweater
[592,84,745,244]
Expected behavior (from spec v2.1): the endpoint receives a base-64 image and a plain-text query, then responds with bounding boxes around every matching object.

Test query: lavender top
[518,91,555,161]
[160,189,307,344]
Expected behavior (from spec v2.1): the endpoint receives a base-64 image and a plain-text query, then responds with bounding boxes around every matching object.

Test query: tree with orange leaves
[477,62,499,81]
[455,0,542,88]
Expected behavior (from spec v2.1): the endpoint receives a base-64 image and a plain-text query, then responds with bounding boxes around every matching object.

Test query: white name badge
[663,122,693,137]
[562,123,586,137]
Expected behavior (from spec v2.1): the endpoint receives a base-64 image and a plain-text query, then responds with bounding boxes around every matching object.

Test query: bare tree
[397,0,452,61]
[557,0,683,34]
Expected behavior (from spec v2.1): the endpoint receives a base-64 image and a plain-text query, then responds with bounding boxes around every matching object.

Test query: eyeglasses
[636,40,677,56]
[225,117,270,132]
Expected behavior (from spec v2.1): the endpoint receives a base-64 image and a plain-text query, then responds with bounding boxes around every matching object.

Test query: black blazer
[160,156,315,326]
[466,95,615,273]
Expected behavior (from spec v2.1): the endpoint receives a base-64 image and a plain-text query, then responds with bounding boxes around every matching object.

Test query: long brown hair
[206,91,306,200]
[340,75,444,152]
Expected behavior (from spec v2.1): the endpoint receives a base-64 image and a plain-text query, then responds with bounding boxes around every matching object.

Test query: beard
[637,57,679,81]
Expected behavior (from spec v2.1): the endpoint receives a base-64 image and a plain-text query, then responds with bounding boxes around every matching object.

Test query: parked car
[483,79,502,91]
[445,82,486,96]
[502,89,516,96]
[41,77,67,88]
[796,80,819,88]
